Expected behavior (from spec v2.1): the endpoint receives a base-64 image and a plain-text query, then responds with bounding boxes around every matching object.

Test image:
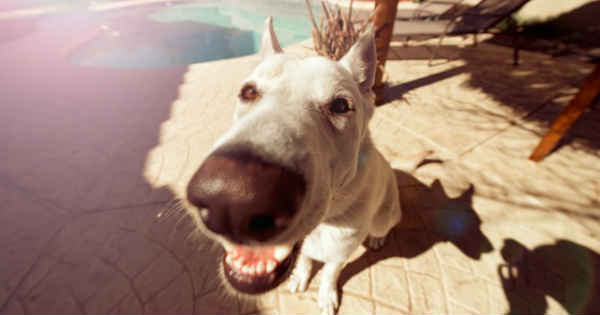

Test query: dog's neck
[325,133,378,220]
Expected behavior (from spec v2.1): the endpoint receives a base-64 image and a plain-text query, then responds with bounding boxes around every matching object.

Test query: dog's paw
[288,255,311,293]
[318,284,339,315]
[366,235,386,250]
[288,272,309,293]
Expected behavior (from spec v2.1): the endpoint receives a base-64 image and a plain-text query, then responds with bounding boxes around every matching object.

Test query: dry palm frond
[304,0,373,60]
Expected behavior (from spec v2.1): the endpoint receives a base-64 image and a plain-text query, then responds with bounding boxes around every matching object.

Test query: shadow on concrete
[498,238,600,314]
[382,40,600,154]
[492,0,600,56]
[0,7,248,314]
[337,169,494,296]
[381,1,600,156]
[381,64,469,102]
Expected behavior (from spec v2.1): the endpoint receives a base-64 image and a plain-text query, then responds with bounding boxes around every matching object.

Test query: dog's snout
[186,149,306,243]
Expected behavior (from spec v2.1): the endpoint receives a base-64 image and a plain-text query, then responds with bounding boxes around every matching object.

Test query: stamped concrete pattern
[2,12,600,315]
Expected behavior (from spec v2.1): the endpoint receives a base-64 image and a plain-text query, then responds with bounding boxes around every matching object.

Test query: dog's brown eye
[330,98,351,114]
[240,84,259,102]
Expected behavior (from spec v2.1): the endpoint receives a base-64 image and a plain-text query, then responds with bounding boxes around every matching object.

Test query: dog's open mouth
[222,243,300,294]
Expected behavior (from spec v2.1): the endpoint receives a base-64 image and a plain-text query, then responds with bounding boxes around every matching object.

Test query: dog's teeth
[226,251,237,260]
[256,261,265,274]
[242,265,251,274]
[222,242,234,252]
[273,245,292,261]
[225,254,233,266]
[266,260,276,273]
[247,265,256,275]
[233,258,243,270]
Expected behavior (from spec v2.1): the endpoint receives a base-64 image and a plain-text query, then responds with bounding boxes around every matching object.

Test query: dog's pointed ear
[340,28,376,93]
[260,17,283,58]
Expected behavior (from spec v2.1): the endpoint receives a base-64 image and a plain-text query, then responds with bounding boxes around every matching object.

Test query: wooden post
[373,0,399,105]
[529,64,600,162]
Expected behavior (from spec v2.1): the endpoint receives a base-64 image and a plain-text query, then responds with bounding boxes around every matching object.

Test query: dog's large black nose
[186,149,306,243]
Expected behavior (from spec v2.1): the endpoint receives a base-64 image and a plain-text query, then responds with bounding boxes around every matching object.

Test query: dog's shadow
[337,168,494,289]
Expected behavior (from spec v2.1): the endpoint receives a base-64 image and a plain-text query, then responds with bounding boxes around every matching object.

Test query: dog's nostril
[249,215,276,234]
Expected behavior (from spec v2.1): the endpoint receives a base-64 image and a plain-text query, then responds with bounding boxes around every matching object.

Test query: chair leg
[508,17,520,66]
[511,27,520,66]
[529,64,600,161]
[429,34,446,66]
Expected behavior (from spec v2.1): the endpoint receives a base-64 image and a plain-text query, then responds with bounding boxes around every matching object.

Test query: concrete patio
[1,13,599,315]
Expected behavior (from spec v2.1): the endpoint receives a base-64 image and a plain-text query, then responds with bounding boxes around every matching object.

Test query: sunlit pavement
[1,5,600,314]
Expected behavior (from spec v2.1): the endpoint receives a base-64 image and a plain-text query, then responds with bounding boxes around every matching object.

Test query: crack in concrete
[106,292,132,314]
[144,236,197,314]
[0,173,72,216]
[348,290,409,314]
[142,271,184,306]
[0,194,178,312]
[15,294,29,315]
[67,285,87,314]
[131,250,164,280]
[403,259,414,313]
[0,225,65,312]
[79,200,171,216]
[95,255,145,314]
[20,259,57,302]
[433,245,451,314]
[1,171,170,217]
[449,296,482,314]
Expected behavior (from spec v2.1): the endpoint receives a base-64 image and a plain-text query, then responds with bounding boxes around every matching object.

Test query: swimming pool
[66,0,319,68]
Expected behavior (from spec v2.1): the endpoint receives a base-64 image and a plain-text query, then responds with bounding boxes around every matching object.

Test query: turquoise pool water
[68,0,318,68]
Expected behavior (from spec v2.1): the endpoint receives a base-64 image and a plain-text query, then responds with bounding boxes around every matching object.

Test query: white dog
[184,17,401,315]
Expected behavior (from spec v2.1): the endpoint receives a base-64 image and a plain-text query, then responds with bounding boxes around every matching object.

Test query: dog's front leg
[288,253,312,293]
[318,261,344,315]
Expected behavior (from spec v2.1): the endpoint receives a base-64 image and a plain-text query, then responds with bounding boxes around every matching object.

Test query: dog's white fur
[193,18,402,315]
